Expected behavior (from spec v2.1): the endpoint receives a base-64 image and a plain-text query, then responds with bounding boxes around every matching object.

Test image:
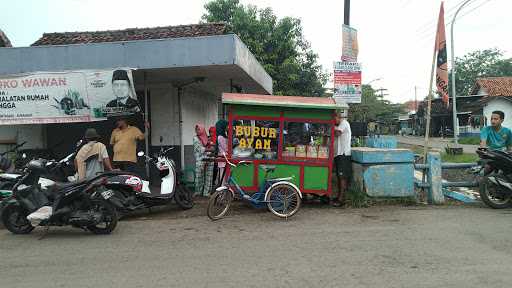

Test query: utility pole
[344,0,350,25]
[414,86,418,111]
[414,86,418,136]
[451,0,474,146]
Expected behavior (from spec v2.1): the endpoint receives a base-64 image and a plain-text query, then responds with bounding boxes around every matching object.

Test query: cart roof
[222,93,347,110]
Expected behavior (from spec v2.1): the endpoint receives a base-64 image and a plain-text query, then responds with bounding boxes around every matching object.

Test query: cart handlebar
[202,152,252,168]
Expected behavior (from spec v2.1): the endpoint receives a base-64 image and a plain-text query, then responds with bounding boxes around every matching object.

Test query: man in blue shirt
[480,110,512,151]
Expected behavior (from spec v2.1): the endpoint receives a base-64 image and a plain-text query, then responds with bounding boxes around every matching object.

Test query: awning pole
[178,87,185,170]
[143,71,150,178]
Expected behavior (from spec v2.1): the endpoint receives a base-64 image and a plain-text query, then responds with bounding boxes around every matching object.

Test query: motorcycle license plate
[101,190,114,199]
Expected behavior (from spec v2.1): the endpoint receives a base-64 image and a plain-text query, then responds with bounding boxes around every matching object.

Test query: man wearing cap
[106,69,140,111]
[332,111,352,207]
[110,118,144,174]
[75,128,113,181]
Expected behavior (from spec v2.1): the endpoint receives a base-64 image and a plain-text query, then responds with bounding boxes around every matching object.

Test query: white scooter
[108,136,194,211]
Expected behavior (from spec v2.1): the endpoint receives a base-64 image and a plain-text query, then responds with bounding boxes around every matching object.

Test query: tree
[348,85,405,123]
[202,0,328,96]
[451,48,512,96]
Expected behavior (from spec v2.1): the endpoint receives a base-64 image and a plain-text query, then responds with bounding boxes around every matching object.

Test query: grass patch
[457,137,480,145]
[346,184,370,208]
[441,152,478,163]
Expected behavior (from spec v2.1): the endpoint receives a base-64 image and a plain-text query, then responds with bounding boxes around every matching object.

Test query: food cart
[222,93,347,197]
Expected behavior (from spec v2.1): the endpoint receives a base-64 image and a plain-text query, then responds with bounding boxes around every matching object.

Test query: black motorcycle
[476,148,512,209]
[1,158,122,235]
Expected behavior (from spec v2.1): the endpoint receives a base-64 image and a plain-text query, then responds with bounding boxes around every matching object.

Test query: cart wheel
[207,189,233,221]
[265,183,301,218]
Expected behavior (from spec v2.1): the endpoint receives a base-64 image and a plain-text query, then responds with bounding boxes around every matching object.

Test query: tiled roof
[31,23,227,46]
[223,93,343,109]
[472,77,512,97]
[0,29,12,47]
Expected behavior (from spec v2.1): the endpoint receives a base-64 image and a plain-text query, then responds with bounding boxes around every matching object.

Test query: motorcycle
[0,141,28,173]
[1,158,122,235]
[105,141,194,212]
[0,151,76,199]
[475,148,512,209]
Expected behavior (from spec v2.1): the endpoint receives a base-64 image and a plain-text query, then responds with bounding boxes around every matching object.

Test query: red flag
[435,2,449,106]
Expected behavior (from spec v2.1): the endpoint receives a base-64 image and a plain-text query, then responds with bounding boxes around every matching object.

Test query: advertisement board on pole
[0,68,139,125]
[333,61,362,104]
[341,24,358,62]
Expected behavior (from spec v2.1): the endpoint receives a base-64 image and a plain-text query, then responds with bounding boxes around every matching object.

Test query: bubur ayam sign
[0,68,139,125]
[235,125,277,150]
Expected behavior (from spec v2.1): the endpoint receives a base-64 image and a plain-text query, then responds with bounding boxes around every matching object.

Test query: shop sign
[235,125,277,150]
[333,61,362,104]
[0,68,138,125]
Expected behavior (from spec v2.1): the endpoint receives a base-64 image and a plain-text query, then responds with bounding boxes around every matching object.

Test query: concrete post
[426,152,444,204]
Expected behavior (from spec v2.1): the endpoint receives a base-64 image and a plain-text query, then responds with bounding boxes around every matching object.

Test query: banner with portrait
[0,68,138,125]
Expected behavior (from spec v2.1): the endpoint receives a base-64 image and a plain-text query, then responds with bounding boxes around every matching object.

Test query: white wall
[483,98,512,129]
[149,85,218,146]
[181,87,218,145]
[149,87,180,146]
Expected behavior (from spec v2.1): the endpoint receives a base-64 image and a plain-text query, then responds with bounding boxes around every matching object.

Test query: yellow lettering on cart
[243,126,251,137]
[235,126,243,136]
[255,139,262,149]
[269,128,277,139]
[253,126,260,137]
[246,138,254,148]
[263,139,271,149]
[260,127,268,137]
[239,138,247,148]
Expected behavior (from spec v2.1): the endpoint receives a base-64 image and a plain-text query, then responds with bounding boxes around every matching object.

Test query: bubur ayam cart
[222,93,346,198]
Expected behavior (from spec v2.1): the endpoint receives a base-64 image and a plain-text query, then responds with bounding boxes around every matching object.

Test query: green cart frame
[223,93,345,197]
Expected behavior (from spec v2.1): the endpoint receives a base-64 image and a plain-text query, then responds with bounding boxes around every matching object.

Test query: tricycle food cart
[222,93,346,199]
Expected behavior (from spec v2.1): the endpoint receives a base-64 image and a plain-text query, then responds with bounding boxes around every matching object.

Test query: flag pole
[423,38,438,162]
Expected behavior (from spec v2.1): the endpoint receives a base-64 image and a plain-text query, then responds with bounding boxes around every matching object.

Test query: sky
[1,0,510,103]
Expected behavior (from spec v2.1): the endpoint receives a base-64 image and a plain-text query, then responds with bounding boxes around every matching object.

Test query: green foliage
[441,153,478,163]
[348,85,405,123]
[346,184,370,208]
[202,0,328,96]
[458,137,480,145]
[451,48,512,96]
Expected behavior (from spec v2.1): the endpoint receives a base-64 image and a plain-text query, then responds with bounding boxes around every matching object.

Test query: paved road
[1,204,512,288]
[397,135,479,153]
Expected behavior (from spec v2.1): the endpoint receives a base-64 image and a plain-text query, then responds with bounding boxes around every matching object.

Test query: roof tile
[472,77,512,97]
[31,23,227,46]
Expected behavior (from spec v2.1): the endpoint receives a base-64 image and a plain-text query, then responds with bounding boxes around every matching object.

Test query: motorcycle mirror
[137,151,145,157]
[159,136,163,144]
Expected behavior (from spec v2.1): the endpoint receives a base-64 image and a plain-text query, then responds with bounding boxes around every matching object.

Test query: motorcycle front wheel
[2,205,35,234]
[87,200,118,235]
[175,185,194,210]
[479,175,512,209]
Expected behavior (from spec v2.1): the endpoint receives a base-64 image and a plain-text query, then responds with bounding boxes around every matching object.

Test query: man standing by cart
[332,110,352,207]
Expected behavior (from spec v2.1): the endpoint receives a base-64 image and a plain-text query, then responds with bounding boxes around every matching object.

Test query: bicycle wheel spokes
[207,189,233,221]
[266,184,301,218]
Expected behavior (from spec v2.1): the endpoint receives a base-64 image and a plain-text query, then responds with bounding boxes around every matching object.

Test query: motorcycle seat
[52,181,87,191]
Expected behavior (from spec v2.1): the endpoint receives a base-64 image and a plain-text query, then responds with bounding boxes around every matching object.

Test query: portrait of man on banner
[105,69,140,116]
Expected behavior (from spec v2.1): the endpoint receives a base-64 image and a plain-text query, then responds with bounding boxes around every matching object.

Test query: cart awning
[222,93,347,109]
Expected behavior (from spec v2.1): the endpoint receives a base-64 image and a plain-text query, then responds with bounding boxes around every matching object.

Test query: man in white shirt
[332,111,352,207]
